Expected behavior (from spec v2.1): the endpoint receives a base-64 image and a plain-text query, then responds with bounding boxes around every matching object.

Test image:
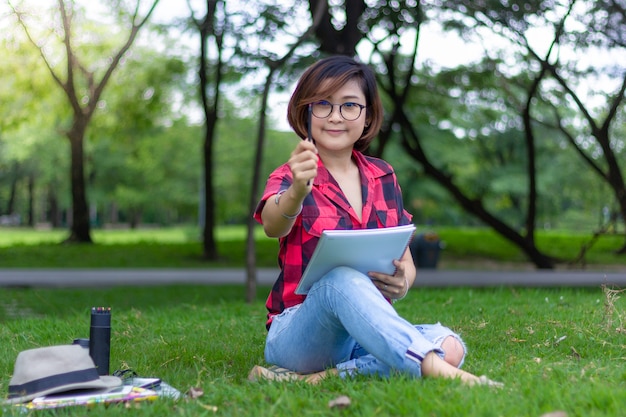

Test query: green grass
[434,227,626,268]
[1,284,625,416]
[0,226,281,268]
[2,225,625,269]
[1,226,626,415]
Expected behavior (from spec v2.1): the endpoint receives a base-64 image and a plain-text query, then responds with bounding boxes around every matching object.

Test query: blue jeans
[264,266,466,378]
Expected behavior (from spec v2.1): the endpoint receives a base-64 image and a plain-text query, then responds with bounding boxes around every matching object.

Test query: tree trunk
[129,209,141,229]
[310,0,366,56]
[202,118,218,259]
[6,162,18,215]
[396,108,555,269]
[521,66,549,244]
[65,121,92,243]
[245,70,273,304]
[608,163,626,254]
[196,0,222,261]
[48,188,60,228]
[544,62,626,255]
[27,174,34,227]
[245,0,329,302]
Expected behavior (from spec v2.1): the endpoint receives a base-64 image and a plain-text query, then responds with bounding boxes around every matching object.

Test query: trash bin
[409,232,443,269]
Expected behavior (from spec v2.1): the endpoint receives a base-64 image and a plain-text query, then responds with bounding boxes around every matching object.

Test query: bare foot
[421,351,503,388]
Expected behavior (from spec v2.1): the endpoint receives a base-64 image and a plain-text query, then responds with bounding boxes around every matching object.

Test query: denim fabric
[264,266,466,378]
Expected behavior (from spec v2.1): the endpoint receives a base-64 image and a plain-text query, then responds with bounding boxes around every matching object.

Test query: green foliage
[90,120,202,225]
[387,53,617,230]
[2,0,625,265]
[0,32,70,217]
[215,114,295,224]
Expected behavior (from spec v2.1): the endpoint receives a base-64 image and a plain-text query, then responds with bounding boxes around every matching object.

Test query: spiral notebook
[295,224,416,295]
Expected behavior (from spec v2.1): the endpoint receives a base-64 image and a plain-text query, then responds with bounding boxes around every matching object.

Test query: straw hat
[5,345,122,404]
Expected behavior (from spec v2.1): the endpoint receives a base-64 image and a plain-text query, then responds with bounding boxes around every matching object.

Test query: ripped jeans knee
[414,323,467,369]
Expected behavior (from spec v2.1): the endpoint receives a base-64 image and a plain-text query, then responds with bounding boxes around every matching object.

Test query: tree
[89,46,189,227]
[540,0,626,252]
[437,0,626,255]
[375,54,555,266]
[349,0,626,267]
[352,1,555,266]
[185,0,257,260]
[244,0,327,302]
[185,0,226,260]
[309,0,366,55]
[9,0,160,242]
[0,34,67,226]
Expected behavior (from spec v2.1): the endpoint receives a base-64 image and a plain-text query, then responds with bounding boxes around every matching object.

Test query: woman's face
[309,79,367,154]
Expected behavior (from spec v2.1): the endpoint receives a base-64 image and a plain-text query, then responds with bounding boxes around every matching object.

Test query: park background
[1,2,626,416]
[0,0,624,272]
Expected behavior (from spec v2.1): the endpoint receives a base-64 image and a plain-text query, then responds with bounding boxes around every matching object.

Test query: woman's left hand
[369,249,415,300]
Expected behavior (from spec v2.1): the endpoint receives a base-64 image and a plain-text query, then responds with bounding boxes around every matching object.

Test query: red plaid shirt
[254,150,413,329]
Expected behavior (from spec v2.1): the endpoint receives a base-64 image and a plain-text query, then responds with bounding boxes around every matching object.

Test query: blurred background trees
[0,0,624,268]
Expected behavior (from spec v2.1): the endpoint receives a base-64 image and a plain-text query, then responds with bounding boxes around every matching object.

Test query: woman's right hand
[260,140,318,238]
[288,140,318,196]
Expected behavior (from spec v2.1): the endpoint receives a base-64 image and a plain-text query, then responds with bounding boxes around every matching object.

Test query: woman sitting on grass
[250,55,500,387]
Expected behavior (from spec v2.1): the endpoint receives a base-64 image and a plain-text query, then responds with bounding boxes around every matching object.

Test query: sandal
[247,365,332,384]
[248,365,302,382]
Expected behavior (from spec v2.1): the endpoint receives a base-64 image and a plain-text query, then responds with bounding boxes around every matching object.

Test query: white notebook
[295,224,416,295]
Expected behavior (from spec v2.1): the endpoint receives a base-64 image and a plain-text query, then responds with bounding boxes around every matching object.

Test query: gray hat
[5,345,122,404]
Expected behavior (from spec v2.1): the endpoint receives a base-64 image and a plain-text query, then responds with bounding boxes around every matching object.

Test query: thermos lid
[90,307,111,327]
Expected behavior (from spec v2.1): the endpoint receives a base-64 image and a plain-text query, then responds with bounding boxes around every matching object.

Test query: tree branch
[8,1,67,99]
[90,0,161,119]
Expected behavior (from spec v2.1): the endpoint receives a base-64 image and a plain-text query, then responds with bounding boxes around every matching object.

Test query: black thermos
[89,307,111,376]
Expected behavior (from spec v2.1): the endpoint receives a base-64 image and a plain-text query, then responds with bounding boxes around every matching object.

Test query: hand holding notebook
[295,224,416,295]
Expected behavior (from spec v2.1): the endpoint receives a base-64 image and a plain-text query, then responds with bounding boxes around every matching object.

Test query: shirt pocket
[301,213,346,237]
[374,207,399,228]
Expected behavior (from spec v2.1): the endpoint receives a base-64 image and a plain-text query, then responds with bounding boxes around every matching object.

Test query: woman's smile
[324,128,347,135]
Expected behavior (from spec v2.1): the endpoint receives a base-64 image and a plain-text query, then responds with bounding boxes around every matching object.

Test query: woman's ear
[364,112,372,128]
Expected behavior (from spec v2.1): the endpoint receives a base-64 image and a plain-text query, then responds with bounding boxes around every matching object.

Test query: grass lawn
[1,226,625,415]
[0,226,280,268]
[1,284,625,416]
[1,225,625,269]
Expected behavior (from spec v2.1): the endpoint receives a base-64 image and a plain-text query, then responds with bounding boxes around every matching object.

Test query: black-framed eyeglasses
[310,100,367,121]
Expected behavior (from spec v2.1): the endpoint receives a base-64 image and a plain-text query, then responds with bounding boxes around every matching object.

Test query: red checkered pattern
[254,150,412,329]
